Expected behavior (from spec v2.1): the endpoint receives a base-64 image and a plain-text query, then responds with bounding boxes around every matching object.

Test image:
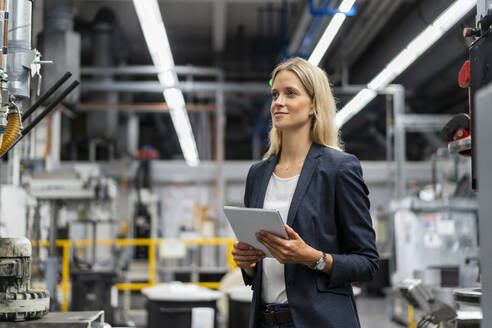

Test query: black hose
[22,72,72,122]
[22,80,80,136]
[0,80,80,159]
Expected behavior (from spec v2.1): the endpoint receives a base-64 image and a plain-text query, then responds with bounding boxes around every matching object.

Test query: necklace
[278,158,305,170]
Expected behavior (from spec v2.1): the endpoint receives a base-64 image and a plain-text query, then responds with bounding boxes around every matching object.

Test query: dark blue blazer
[242,143,379,328]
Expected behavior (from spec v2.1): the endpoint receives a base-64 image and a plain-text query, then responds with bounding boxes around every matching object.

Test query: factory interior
[0,0,491,327]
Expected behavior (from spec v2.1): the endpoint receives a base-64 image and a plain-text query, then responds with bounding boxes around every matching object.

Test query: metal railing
[32,238,237,312]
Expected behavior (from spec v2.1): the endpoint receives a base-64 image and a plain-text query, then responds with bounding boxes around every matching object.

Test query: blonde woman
[231,57,379,328]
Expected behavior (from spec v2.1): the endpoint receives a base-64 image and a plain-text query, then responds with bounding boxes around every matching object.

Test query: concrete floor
[357,296,403,328]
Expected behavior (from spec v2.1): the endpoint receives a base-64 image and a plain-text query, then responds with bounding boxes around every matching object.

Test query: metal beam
[81,78,367,95]
[81,80,271,94]
[78,102,215,112]
[400,114,454,132]
[81,65,222,76]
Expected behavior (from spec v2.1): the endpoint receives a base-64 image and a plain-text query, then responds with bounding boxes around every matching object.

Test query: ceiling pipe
[337,0,404,69]
[349,0,463,84]
[88,7,120,156]
[44,0,73,32]
[7,0,33,100]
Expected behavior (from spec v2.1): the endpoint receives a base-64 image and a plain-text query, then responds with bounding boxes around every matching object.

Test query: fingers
[256,230,287,249]
[232,243,264,256]
[258,239,285,264]
[232,254,265,262]
[232,242,265,268]
[234,242,255,250]
[284,225,299,240]
[233,254,264,269]
[255,234,283,258]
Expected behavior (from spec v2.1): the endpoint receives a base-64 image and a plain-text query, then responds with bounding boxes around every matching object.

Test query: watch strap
[311,252,326,270]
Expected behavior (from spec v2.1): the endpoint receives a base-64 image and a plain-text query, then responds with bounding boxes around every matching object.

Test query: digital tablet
[223,206,288,257]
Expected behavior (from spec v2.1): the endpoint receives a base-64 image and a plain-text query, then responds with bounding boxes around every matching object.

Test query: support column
[390,85,406,199]
[475,83,492,328]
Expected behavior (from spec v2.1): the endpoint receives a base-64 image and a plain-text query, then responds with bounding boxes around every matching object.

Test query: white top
[261,172,300,304]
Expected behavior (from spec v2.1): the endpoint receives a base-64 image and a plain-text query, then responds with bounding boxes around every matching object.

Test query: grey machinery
[0,238,50,321]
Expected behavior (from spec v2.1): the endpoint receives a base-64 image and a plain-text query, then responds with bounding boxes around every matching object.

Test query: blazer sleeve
[241,164,257,287]
[328,155,379,288]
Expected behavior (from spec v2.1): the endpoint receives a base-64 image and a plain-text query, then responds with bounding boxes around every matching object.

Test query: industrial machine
[398,279,482,328]
[0,0,79,161]
[0,238,50,321]
[439,1,492,326]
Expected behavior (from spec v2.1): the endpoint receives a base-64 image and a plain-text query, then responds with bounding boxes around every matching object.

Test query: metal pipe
[1,0,9,74]
[216,71,226,235]
[0,0,5,69]
[82,65,222,77]
[7,0,32,99]
[0,80,79,158]
[22,71,72,121]
[44,0,73,32]
[89,8,118,148]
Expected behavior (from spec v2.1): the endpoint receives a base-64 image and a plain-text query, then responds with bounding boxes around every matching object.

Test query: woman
[231,57,379,328]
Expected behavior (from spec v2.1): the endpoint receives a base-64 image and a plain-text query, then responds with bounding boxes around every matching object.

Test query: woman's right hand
[231,242,265,277]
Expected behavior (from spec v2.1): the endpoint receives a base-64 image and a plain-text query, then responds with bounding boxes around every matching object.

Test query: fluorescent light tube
[164,88,186,109]
[159,70,178,87]
[334,88,376,127]
[133,0,200,166]
[308,0,356,66]
[168,105,200,167]
[335,0,475,127]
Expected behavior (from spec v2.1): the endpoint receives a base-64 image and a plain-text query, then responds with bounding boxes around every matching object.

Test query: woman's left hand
[256,225,321,266]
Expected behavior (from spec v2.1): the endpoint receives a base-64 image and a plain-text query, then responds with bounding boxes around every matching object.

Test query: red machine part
[458,60,470,88]
[454,128,470,141]
[136,147,159,159]
[458,59,472,136]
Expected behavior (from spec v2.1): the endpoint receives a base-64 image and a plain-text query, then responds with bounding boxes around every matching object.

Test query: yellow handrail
[31,238,237,312]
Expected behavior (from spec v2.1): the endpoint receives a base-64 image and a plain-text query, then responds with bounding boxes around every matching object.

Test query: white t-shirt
[261,172,300,304]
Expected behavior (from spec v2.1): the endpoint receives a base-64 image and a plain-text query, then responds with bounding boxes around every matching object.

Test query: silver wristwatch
[312,252,327,271]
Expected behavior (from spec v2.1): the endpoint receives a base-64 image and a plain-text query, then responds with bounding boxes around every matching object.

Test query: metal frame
[386,86,453,199]
[82,64,229,234]
[77,78,452,201]
[475,82,492,328]
[348,84,453,199]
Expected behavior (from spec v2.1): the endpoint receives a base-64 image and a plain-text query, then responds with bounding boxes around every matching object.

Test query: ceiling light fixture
[335,0,476,128]
[308,0,356,66]
[133,0,199,166]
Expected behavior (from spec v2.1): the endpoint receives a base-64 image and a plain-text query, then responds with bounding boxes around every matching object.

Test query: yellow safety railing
[31,238,237,312]
[408,304,416,328]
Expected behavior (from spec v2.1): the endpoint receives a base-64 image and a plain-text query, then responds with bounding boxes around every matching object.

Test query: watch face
[316,253,326,270]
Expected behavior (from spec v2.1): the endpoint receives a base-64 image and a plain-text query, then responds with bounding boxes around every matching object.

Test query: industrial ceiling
[62,0,473,161]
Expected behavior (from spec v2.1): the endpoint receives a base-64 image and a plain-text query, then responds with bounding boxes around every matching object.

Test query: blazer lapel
[286,143,322,227]
[252,155,277,208]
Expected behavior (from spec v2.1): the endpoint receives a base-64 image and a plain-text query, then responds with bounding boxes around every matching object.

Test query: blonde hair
[264,57,342,159]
